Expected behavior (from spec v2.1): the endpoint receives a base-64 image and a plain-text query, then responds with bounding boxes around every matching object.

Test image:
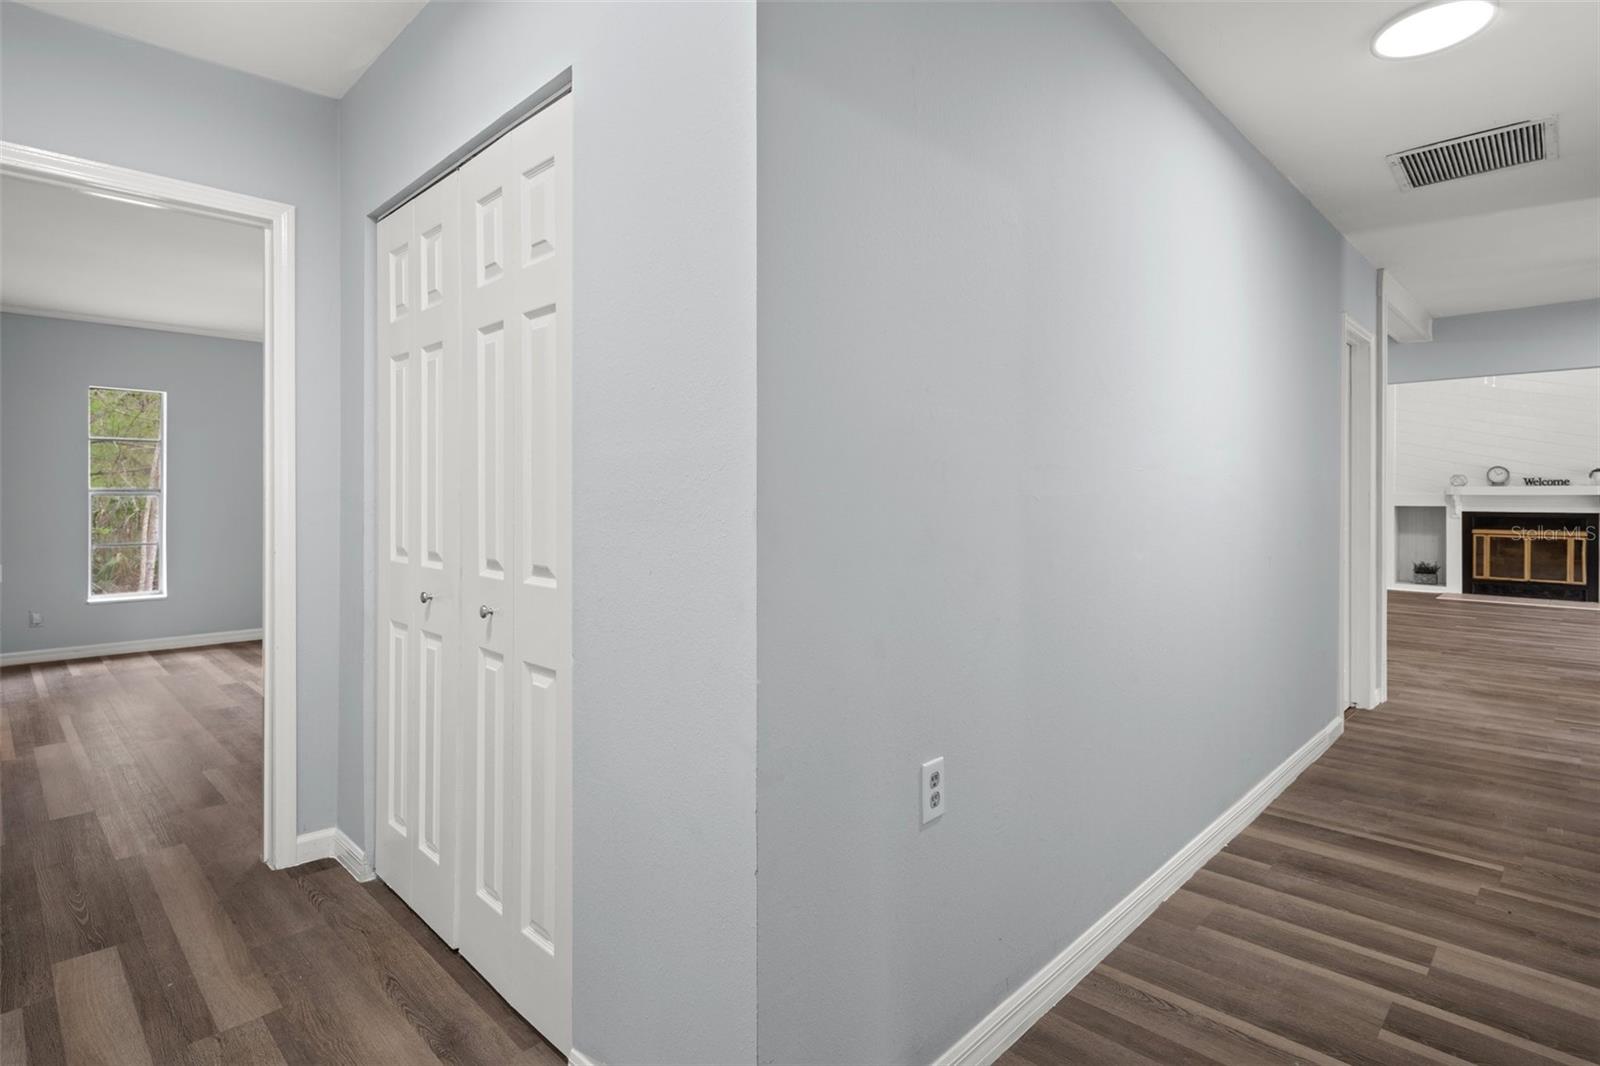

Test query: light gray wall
[1390,298,1600,383]
[338,5,756,1061]
[1,314,261,653]
[0,1,342,829]
[758,4,1359,1062]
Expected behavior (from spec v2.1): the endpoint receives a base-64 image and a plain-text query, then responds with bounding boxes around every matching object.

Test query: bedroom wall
[1,314,262,655]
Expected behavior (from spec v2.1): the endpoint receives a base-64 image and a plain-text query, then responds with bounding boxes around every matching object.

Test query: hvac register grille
[1387,118,1558,190]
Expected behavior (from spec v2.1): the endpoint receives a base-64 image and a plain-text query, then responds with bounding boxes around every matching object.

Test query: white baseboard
[335,829,375,882]
[932,713,1345,1066]
[567,1051,602,1066]
[293,828,337,866]
[0,627,263,667]
[292,827,375,882]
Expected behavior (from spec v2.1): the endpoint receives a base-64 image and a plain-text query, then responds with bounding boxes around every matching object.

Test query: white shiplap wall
[1393,368,1600,499]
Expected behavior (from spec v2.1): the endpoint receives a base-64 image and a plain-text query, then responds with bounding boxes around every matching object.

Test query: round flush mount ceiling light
[1373,0,1496,59]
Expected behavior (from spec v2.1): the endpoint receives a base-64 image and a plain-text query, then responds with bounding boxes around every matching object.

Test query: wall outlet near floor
[921,756,945,824]
[28,611,43,628]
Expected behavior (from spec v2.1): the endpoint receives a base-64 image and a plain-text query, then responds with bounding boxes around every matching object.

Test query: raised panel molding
[522,159,555,265]
[421,342,445,568]
[386,622,409,837]
[389,243,410,321]
[419,631,444,862]
[388,352,411,562]
[521,663,557,953]
[476,190,504,285]
[522,306,558,587]
[476,649,506,911]
[476,325,507,577]
[421,225,444,309]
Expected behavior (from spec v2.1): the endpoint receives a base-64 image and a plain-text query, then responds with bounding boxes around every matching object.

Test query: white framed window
[87,386,167,601]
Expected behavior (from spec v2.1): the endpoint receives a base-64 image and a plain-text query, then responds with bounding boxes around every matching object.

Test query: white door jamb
[0,141,300,868]
[1341,310,1381,711]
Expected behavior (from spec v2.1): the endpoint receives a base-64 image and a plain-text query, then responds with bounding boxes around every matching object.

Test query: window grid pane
[88,387,163,440]
[90,545,163,597]
[90,441,162,490]
[91,495,162,546]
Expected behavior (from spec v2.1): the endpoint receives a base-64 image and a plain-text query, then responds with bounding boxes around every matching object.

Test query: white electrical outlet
[921,756,944,824]
[28,611,43,628]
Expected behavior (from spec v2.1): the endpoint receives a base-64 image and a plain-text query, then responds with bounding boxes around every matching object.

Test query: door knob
[419,591,434,604]
[479,604,495,619]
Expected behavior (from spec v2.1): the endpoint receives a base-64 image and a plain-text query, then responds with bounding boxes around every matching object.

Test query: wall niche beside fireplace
[1462,511,1600,603]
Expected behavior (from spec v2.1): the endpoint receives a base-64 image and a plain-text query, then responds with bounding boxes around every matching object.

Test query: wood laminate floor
[0,643,563,1066]
[1002,591,1600,1066]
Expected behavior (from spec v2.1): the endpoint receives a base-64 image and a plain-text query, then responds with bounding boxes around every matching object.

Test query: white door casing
[1,142,299,868]
[1341,315,1380,712]
[375,174,465,943]
[454,94,574,1054]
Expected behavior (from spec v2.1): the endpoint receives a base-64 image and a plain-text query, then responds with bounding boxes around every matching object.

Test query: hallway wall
[0,1,342,830]
[758,4,1362,1061]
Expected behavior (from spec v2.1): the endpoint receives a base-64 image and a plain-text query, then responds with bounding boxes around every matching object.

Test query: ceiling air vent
[1387,117,1559,190]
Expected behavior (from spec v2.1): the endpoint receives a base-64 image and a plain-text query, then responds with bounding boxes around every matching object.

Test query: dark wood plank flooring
[0,643,563,1066]
[1002,591,1600,1065]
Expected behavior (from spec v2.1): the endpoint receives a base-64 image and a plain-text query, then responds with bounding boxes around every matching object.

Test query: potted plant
[1412,561,1441,586]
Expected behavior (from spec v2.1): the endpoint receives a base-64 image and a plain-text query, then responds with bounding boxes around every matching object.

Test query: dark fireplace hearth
[1461,512,1600,603]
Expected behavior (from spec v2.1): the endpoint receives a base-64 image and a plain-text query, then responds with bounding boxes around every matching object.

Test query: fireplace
[1461,512,1600,602]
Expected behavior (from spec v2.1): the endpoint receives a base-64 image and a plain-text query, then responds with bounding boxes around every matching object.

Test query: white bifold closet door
[375,93,572,1055]
[375,173,463,943]
[455,96,573,1051]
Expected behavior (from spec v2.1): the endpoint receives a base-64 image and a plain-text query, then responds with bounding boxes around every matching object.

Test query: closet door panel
[457,131,523,978]
[508,101,572,1045]
[406,175,463,941]
[375,202,418,904]
[375,176,462,944]
[455,95,573,1055]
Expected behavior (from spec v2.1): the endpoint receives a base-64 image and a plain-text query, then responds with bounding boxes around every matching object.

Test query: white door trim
[1339,322,1352,713]
[0,141,300,868]
[1376,271,1399,706]
[1340,312,1382,711]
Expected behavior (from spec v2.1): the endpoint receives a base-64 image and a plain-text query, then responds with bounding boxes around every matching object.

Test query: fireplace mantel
[1445,485,1600,519]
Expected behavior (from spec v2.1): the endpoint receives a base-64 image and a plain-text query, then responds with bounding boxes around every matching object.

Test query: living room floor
[1001,590,1600,1064]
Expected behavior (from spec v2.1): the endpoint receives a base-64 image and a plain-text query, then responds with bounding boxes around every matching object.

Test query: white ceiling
[1118,1,1600,318]
[1,175,265,340]
[16,0,427,98]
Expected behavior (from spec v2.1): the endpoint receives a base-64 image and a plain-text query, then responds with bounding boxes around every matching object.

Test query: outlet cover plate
[921,756,944,824]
